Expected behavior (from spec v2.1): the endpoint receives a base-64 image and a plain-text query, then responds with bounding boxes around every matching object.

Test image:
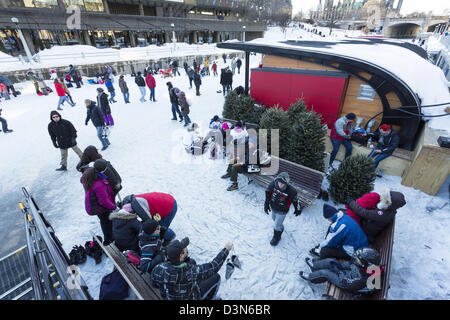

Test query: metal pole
[16,25,34,63]
[244,51,250,95]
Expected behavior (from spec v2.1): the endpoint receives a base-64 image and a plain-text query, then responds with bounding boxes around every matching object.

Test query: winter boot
[299,271,310,281]
[376,169,384,178]
[69,246,80,265]
[55,165,67,171]
[227,182,238,191]
[270,230,283,246]
[305,257,314,272]
[230,255,242,269]
[77,245,87,264]
[309,245,321,257]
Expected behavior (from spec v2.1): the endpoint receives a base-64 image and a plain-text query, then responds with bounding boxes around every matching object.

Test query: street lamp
[170,23,176,51]
[11,17,34,63]
[243,25,246,42]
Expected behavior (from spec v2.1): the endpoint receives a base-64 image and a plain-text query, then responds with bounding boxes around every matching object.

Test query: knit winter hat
[323,203,339,219]
[96,87,104,93]
[379,124,391,132]
[94,159,108,172]
[377,187,392,209]
[142,219,159,235]
[211,115,220,122]
[346,113,356,120]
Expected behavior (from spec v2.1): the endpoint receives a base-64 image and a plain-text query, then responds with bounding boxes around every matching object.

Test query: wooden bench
[92,233,162,300]
[323,218,396,300]
[245,155,325,209]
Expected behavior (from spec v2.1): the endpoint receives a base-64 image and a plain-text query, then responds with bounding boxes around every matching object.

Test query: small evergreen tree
[222,90,240,120]
[222,91,265,125]
[328,154,376,204]
[259,106,290,157]
[286,98,308,124]
[286,110,327,172]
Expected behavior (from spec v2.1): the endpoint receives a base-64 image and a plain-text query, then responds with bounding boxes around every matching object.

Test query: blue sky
[292,0,450,16]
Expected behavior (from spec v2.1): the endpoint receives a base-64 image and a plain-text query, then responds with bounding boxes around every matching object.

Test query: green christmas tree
[259,106,290,157]
[222,90,240,120]
[286,110,327,172]
[286,98,308,123]
[328,154,376,204]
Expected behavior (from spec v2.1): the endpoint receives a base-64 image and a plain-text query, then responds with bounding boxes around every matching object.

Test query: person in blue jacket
[104,74,117,103]
[310,204,368,261]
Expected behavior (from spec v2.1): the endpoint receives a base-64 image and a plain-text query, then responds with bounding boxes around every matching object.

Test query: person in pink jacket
[81,166,117,245]
[145,71,156,102]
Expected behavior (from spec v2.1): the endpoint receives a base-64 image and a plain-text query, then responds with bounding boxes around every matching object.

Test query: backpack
[99,269,129,300]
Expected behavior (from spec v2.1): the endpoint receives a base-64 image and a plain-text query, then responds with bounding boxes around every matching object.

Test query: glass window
[357,84,376,101]
[63,0,86,10]
[34,0,59,8]
[84,0,104,12]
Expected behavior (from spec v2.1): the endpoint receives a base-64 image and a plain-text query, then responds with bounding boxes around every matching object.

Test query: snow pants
[104,114,114,126]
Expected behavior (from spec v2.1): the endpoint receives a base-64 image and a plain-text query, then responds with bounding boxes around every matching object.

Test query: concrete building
[0,0,266,55]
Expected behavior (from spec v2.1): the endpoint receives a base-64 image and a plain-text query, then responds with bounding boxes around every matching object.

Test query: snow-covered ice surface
[1,27,449,300]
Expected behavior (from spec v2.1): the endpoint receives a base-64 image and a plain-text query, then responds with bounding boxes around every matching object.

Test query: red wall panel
[250,69,348,128]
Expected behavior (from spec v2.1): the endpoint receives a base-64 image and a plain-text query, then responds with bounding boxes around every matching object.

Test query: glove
[85,121,88,126]
[53,142,58,148]
[116,201,123,209]
[264,202,270,215]
[294,208,302,216]
[159,226,167,239]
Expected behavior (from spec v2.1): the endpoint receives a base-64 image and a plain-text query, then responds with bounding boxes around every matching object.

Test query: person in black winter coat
[68,64,81,88]
[109,208,142,252]
[135,71,147,103]
[94,158,122,196]
[220,68,233,96]
[139,219,167,273]
[236,58,242,74]
[48,110,83,171]
[264,172,301,246]
[365,124,399,169]
[186,67,194,89]
[193,70,202,96]
[172,60,180,76]
[96,87,114,127]
[84,99,110,151]
[166,82,183,121]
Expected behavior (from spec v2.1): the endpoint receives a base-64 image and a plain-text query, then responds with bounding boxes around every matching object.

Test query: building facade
[0,0,266,55]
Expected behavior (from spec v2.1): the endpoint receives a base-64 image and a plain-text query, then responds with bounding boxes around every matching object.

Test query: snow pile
[1,52,449,299]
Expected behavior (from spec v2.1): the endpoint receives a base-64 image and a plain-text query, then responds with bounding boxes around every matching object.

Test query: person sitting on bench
[347,187,406,242]
[365,124,399,169]
[138,219,167,273]
[151,237,233,300]
[299,247,382,295]
[109,204,142,252]
[310,204,368,261]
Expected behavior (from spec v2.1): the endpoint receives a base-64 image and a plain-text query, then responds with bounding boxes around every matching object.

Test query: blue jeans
[57,96,73,109]
[149,87,155,101]
[139,87,146,102]
[368,149,392,168]
[271,210,287,232]
[122,92,129,103]
[330,139,352,165]
[159,200,177,241]
[171,103,182,119]
[184,115,191,126]
[109,90,116,103]
[96,126,110,148]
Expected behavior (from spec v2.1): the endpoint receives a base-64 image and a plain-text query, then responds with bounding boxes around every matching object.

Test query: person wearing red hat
[365,124,399,169]
[345,192,380,226]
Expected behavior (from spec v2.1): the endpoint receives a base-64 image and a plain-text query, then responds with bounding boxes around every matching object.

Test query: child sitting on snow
[138,219,167,273]
[182,123,208,155]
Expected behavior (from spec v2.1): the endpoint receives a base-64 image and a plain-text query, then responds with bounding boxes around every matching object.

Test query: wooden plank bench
[323,217,396,300]
[92,233,162,300]
[245,155,325,209]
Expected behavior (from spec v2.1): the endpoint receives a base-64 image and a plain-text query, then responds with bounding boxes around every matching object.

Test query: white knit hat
[377,186,392,210]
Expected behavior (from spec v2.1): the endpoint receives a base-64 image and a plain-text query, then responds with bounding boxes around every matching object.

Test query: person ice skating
[0,108,13,133]
[204,59,210,75]
[299,247,382,295]
[135,71,147,103]
[222,53,227,63]
[0,75,18,97]
[263,172,301,246]
[104,74,117,103]
[236,58,242,74]
[48,110,83,171]
[310,204,368,260]
[212,61,218,76]
[60,78,75,105]
[231,58,237,75]
[177,89,191,127]
[50,69,57,81]
[109,205,142,252]
[193,70,202,96]
[365,124,399,170]
[182,123,207,155]
[150,237,233,300]
[105,65,114,82]
[118,75,130,104]
[166,82,183,121]
[26,69,45,95]
[121,192,178,241]
[172,59,180,76]
[193,60,198,73]
[68,64,81,88]
[81,167,117,246]
[84,99,110,151]
[221,68,233,96]
[138,219,167,273]
[54,78,74,110]
[145,70,156,102]
[329,113,356,167]
[0,82,9,100]
[96,88,114,127]
[186,66,194,89]
[347,188,405,241]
